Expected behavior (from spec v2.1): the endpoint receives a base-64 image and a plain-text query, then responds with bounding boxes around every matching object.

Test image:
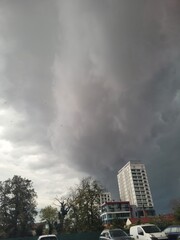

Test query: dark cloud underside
[52,0,180,212]
[0,0,179,212]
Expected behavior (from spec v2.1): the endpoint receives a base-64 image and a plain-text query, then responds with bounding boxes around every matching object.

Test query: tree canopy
[64,177,104,232]
[39,206,58,234]
[0,175,37,237]
[172,199,180,223]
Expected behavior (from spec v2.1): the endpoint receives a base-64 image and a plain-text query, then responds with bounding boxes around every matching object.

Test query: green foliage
[64,177,104,232]
[149,216,173,230]
[36,223,44,236]
[0,175,37,237]
[172,199,180,223]
[39,205,58,223]
[110,218,125,229]
[39,206,58,234]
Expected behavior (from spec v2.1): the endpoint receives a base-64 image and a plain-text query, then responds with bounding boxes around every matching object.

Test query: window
[142,225,161,233]
[164,228,171,234]
[39,237,57,240]
[110,229,128,237]
[171,227,180,232]
[105,233,110,238]
[138,227,144,235]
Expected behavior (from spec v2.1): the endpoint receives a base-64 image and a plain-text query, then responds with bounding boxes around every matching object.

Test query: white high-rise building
[117,161,155,217]
[99,192,112,205]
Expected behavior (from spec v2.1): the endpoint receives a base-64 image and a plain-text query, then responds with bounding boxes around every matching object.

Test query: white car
[37,235,58,240]
[99,228,133,240]
[130,224,167,240]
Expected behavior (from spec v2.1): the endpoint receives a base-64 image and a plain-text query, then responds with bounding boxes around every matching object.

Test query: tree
[65,177,104,232]
[111,217,125,229]
[0,175,37,237]
[54,199,70,233]
[172,199,180,223]
[39,206,58,234]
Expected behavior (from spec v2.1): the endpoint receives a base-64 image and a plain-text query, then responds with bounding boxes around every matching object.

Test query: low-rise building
[100,201,131,225]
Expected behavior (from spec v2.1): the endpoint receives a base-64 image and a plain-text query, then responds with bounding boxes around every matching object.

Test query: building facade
[117,161,155,217]
[100,201,131,225]
[100,192,112,205]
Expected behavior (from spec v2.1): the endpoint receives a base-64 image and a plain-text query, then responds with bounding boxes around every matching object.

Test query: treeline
[39,177,104,234]
[0,175,105,238]
[0,175,180,238]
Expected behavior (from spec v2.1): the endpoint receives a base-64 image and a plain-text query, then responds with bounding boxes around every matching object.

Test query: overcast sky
[0,0,180,215]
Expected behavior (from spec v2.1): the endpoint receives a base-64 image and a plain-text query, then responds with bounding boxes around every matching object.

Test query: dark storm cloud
[1,0,180,213]
[52,0,180,212]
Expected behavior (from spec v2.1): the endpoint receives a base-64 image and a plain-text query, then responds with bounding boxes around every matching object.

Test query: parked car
[99,228,133,240]
[164,225,180,240]
[130,224,168,240]
[37,235,58,240]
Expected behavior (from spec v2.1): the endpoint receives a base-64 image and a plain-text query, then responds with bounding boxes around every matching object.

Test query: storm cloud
[0,0,180,213]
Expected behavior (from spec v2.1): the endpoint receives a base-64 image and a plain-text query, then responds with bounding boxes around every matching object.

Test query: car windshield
[142,226,161,233]
[40,237,57,240]
[110,230,128,237]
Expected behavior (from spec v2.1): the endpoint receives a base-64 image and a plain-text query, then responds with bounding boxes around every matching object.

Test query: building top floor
[101,201,130,213]
[118,161,145,174]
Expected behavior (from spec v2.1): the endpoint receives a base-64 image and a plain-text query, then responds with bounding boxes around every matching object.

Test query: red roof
[129,214,175,225]
[129,217,150,224]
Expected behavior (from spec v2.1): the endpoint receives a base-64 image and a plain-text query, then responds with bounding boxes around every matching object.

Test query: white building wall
[117,161,154,209]
[100,192,112,205]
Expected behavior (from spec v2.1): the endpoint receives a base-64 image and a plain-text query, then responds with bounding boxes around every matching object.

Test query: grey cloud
[0,0,180,213]
[0,0,59,149]
[51,0,180,212]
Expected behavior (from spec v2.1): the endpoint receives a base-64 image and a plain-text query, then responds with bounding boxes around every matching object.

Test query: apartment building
[100,192,112,205]
[117,161,155,217]
[100,201,131,225]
